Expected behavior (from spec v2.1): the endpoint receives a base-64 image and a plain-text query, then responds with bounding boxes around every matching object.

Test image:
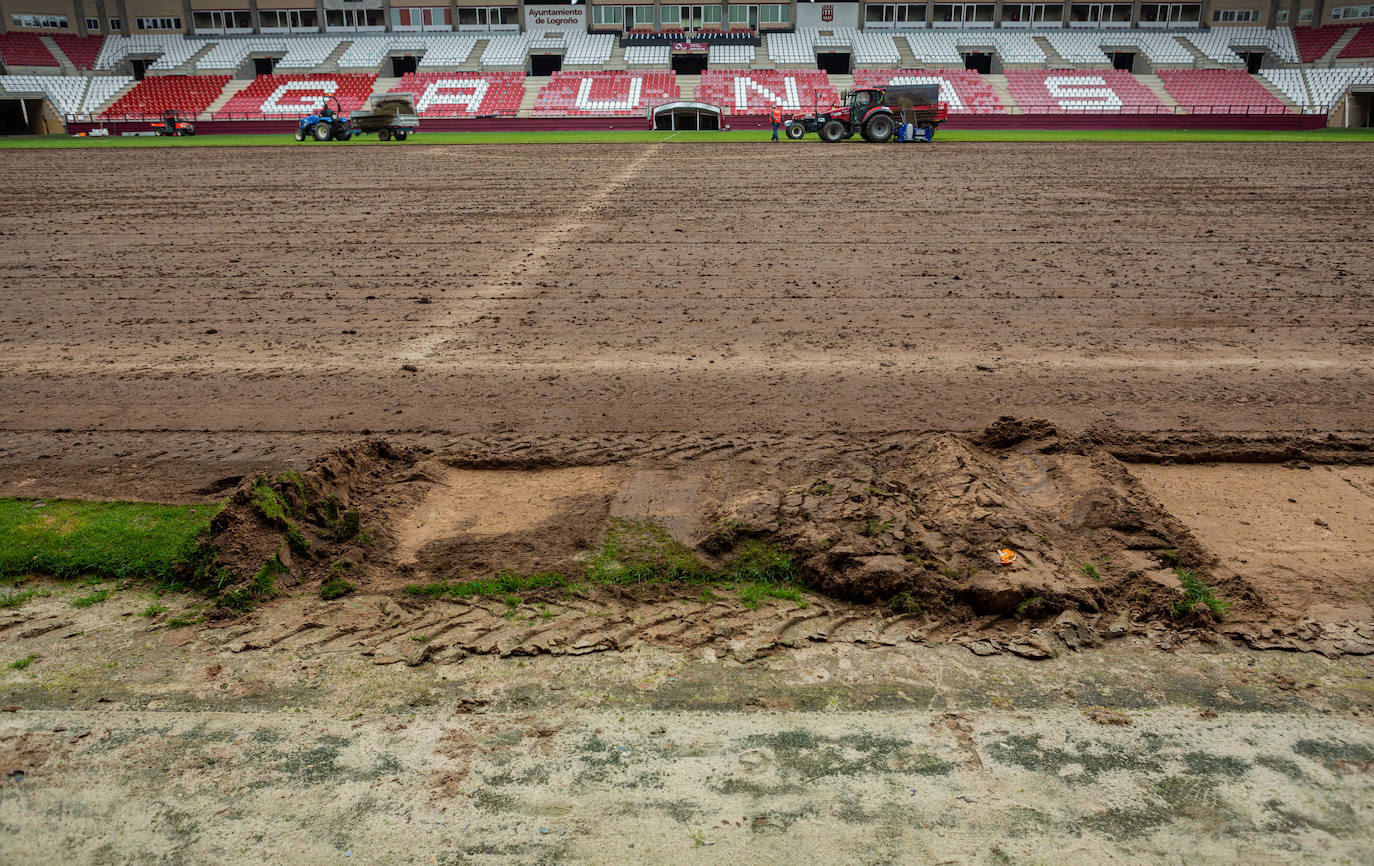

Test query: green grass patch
[5,127,1372,151]
[141,602,167,618]
[9,654,37,670]
[70,588,112,608]
[319,578,355,601]
[405,521,807,610]
[1173,569,1232,618]
[0,498,219,582]
[0,588,42,609]
[405,570,570,600]
[218,555,285,612]
[1081,563,1101,581]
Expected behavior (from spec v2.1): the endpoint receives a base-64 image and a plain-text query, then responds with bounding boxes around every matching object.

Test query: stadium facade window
[1211,8,1259,22]
[1069,3,1132,25]
[1139,2,1200,24]
[1276,8,1288,20]
[85,17,100,31]
[759,4,790,23]
[866,3,929,25]
[728,4,750,25]
[393,6,451,30]
[135,17,183,31]
[259,9,317,31]
[1298,7,1313,20]
[11,13,70,28]
[592,5,624,26]
[1331,5,1374,19]
[193,10,254,34]
[109,17,122,31]
[703,5,723,25]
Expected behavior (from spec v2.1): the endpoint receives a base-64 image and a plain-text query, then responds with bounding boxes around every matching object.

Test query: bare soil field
[1,141,1372,863]
[0,142,1371,497]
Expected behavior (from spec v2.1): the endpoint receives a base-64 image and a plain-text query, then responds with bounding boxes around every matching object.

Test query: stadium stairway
[1177,38,1225,69]
[317,41,354,74]
[203,79,251,117]
[91,79,137,116]
[517,77,547,115]
[1033,37,1069,68]
[894,37,919,70]
[39,36,78,75]
[983,74,1018,112]
[1324,28,1359,66]
[458,40,488,71]
[605,43,628,71]
[830,73,854,95]
[676,74,699,103]
[1254,73,1302,112]
[1137,74,1181,110]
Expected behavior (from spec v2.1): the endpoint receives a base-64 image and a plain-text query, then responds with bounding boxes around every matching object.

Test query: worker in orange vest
[770,105,783,141]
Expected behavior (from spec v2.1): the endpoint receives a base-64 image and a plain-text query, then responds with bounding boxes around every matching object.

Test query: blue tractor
[294,95,354,142]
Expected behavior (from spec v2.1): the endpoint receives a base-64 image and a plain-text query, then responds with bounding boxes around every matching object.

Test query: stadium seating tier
[102,74,230,118]
[52,34,105,69]
[1156,68,1289,113]
[0,32,59,67]
[853,69,1004,114]
[1004,69,1168,113]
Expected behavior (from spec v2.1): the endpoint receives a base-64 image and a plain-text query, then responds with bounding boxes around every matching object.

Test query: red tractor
[786,84,948,143]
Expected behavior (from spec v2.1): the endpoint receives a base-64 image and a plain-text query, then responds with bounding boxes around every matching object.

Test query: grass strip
[0,498,219,582]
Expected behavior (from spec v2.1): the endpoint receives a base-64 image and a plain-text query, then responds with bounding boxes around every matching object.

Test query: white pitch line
[401,141,667,360]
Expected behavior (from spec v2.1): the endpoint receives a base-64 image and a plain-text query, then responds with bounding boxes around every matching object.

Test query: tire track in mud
[400,141,669,362]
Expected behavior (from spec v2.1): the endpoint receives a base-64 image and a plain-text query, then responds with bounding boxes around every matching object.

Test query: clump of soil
[189,439,420,613]
[707,422,1236,624]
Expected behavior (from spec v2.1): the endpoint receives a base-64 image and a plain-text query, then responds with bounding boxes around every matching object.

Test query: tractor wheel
[395,131,407,141]
[378,128,391,142]
[313,122,333,142]
[819,120,846,143]
[184,126,195,136]
[863,114,894,143]
[294,128,306,142]
[785,123,804,140]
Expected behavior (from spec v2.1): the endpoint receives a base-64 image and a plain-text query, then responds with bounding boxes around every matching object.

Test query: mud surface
[1,142,1372,498]
[2,595,1373,865]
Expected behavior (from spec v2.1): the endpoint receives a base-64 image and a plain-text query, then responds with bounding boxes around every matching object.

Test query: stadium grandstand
[0,0,1371,133]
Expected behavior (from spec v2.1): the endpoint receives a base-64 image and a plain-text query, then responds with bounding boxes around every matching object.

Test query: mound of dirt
[708,423,1236,625]
[188,419,1370,655]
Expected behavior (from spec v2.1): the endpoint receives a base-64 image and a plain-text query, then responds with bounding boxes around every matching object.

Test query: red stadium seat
[1155,69,1290,114]
[52,34,104,69]
[1292,26,1349,63]
[103,75,231,119]
[1337,23,1374,59]
[0,33,59,68]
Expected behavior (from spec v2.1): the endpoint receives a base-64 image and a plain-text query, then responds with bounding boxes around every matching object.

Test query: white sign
[795,1,860,29]
[261,80,339,113]
[735,77,800,111]
[524,5,586,30]
[1044,75,1123,111]
[417,78,489,114]
[575,76,642,111]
